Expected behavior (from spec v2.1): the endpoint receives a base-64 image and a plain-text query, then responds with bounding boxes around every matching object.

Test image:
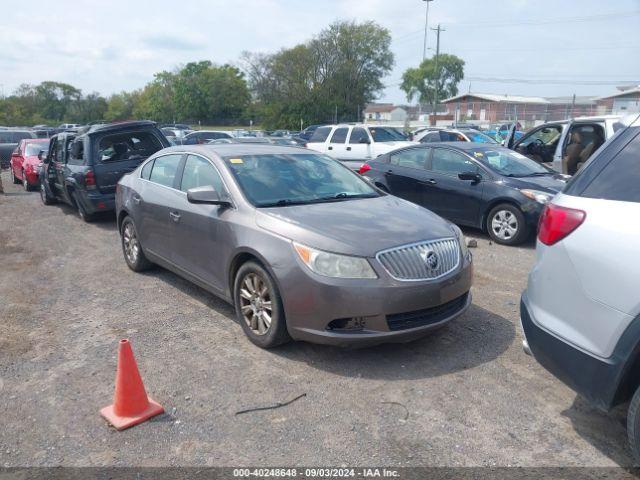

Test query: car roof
[83,120,158,135]
[163,143,311,158]
[417,142,507,151]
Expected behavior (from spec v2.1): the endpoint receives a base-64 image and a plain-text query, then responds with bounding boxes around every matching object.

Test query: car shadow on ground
[275,303,515,380]
[55,202,119,231]
[460,226,537,250]
[562,396,635,467]
[146,263,515,381]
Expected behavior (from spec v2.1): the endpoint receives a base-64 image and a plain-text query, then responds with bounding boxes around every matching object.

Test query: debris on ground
[235,393,307,415]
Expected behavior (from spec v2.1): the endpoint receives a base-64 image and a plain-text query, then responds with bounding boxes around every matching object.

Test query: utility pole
[422,0,434,61]
[431,24,444,126]
[570,93,576,118]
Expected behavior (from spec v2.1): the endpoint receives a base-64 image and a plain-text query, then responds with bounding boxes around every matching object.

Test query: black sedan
[359,143,568,245]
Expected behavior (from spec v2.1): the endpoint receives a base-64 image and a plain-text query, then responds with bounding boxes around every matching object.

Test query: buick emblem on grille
[421,249,439,271]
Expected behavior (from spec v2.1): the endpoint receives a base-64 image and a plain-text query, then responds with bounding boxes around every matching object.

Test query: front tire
[629,385,640,464]
[234,261,291,349]
[121,216,153,272]
[486,203,528,245]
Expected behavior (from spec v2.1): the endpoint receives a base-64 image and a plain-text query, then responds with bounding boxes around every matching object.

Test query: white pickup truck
[306,124,416,170]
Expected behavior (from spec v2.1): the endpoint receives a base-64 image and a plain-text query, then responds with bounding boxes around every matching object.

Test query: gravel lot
[0,170,633,469]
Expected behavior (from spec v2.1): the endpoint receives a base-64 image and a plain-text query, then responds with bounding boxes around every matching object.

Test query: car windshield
[475,148,551,176]
[462,131,498,144]
[25,143,47,156]
[368,127,407,142]
[225,153,379,207]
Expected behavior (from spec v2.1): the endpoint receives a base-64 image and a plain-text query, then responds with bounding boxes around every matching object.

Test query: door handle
[328,146,333,150]
[346,147,352,151]
[386,169,394,174]
[132,195,141,204]
[169,211,181,222]
[419,179,437,185]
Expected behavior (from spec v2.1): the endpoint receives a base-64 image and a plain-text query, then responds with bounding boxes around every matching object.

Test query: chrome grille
[376,238,461,281]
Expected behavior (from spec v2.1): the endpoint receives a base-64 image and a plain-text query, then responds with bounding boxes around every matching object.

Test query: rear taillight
[538,203,586,246]
[85,170,97,190]
[358,163,371,175]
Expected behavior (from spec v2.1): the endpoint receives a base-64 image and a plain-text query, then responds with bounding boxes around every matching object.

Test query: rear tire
[22,170,32,191]
[40,182,56,205]
[120,216,153,272]
[234,261,291,349]
[71,191,94,222]
[486,203,528,246]
[628,385,640,465]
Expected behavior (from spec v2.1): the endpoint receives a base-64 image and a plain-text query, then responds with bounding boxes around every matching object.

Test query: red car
[9,138,50,191]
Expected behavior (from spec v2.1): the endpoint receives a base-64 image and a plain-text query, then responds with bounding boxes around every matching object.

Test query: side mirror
[38,150,48,162]
[186,186,232,206]
[359,138,371,144]
[458,172,482,183]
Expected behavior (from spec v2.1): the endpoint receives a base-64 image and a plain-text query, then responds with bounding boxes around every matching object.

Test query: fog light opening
[327,317,366,332]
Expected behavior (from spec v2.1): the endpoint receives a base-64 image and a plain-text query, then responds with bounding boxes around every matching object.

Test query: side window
[68,140,84,165]
[581,133,640,203]
[422,132,440,143]
[349,128,369,144]
[55,139,65,163]
[440,131,465,142]
[390,148,429,170]
[141,160,154,180]
[330,128,348,144]
[431,149,478,175]
[519,125,562,147]
[180,155,225,193]
[148,154,182,188]
[309,127,331,143]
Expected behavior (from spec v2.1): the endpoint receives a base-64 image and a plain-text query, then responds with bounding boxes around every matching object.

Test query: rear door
[137,153,185,262]
[326,127,349,160]
[171,154,231,292]
[423,147,485,225]
[384,147,431,205]
[92,129,166,194]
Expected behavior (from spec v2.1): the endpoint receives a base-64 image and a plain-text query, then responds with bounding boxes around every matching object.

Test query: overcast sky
[1,0,639,104]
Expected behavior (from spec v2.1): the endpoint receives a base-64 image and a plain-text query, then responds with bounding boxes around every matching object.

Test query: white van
[306,124,416,170]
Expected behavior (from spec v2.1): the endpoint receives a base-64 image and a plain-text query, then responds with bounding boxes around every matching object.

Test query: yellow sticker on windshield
[474,152,484,158]
[229,158,243,164]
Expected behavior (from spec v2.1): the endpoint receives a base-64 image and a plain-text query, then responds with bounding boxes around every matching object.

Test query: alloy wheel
[491,209,519,241]
[238,273,273,336]
[122,222,140,265]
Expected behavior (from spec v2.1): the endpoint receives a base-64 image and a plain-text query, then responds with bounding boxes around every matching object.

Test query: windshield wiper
[258,199,314,208]
[311,192,378,203]
[520,172,554,177]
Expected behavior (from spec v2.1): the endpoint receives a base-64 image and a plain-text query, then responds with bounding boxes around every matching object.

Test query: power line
[393,10,640,44]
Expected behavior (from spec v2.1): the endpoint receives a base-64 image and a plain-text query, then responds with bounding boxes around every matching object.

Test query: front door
[423,147,485,226]
[511,124,563,167]
[326,127,349,161]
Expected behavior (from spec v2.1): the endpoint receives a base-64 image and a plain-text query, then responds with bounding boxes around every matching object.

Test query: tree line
[0,21,464,129]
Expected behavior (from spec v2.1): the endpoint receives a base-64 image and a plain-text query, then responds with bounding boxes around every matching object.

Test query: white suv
[306,124,416,170]
[520,114,640,460]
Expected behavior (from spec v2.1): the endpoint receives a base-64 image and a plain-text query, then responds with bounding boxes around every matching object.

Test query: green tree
[242,20,394,129]
[105,91,141,121]
[400,54,465,106]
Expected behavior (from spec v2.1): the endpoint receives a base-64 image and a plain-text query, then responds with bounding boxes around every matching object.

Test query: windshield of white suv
[225,153,379,207]
[368,127,407,142]
[474,148,552,176]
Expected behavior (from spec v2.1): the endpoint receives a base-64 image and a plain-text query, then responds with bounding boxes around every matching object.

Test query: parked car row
[8,113,640,458]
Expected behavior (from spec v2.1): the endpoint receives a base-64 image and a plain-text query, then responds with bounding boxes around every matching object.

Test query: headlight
[293,242,377,279]
[450,224,469,258]
[520,189,553,204]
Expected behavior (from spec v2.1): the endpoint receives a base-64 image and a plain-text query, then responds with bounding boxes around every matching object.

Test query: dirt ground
[0,170,634,469]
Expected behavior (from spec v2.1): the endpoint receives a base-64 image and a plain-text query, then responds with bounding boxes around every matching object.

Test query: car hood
[502,174,567,193]
[255,195,457,257]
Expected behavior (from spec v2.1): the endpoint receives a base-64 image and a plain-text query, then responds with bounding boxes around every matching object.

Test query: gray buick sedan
[115,144,473,348]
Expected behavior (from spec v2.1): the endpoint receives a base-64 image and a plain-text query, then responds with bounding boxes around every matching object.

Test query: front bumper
[278,253,473,347]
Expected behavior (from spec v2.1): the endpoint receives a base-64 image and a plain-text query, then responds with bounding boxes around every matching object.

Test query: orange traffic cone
[100,339,164,430]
